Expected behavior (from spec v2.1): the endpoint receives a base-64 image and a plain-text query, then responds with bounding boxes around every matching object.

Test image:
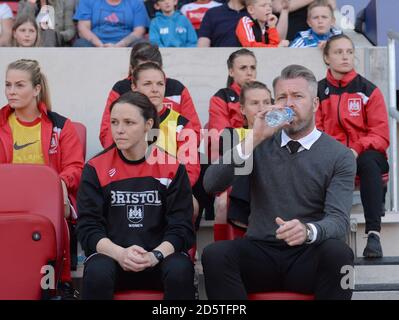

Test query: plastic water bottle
[265,107,295,127]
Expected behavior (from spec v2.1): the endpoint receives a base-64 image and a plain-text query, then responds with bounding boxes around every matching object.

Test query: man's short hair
[272,65,318,97]
[307,0,334,18]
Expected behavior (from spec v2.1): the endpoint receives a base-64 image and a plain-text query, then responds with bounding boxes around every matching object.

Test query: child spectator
[290,0,341,48]
[73,0,149,47]
[12,14,41,47]
[197,0,247,47]
[0,3,13,46]
[180,0,222,33]
[17,0,77,46]
[236,0,289,47]
[149,0,197,47]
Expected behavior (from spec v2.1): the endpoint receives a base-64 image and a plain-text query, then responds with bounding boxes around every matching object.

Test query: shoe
[363,233,383,258]
[58,282,80,300]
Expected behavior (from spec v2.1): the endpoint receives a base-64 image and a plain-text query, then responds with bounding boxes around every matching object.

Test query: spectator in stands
[12,14,41,47]
[149,0,198,47]
[77,91,195,300]
[317,34,390,258]
[202,64,355,300]
[17,0,76,46]
[197,0,247,47]
[0,3,13,46]
[272,0,336,42]
[99,42,201,150]
[207,49,256,228]
[180,0,222,34]
[236,0,289,47]
[73,0,149,47]
[0,59,84,219]
[290,0,341,48]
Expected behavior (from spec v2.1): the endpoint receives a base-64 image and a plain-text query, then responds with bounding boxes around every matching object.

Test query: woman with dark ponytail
[208,48,257,153]
[206,49,256,230]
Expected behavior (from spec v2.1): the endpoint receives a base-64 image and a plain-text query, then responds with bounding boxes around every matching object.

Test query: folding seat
[0,164,65,299]
[72,121,87,160]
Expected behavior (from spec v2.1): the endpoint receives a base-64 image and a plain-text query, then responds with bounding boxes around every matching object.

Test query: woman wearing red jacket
[316,34,389,258]
[0,59,84,218]
[207,49,257,226]
[208,48,257,161]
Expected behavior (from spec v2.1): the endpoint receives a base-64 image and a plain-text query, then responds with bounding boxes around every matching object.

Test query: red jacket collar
[326,69,358,88]
[230,82,241,96]
[0,102,49,126]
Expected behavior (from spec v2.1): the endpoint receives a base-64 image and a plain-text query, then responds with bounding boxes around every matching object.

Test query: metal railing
[387,31,399,211]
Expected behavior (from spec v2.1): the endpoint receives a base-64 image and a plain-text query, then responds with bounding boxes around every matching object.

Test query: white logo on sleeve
[108,168,116,177]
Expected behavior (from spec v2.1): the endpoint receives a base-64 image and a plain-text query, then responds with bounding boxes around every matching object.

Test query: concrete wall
[1,47,386,159]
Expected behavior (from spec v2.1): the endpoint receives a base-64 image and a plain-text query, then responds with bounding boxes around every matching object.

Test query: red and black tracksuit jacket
[208,82,245,161]
[76,145,195,257]
[100,76,202,149]
[316,69,389,156]
[236,16,280,47]
[0,103,84,206]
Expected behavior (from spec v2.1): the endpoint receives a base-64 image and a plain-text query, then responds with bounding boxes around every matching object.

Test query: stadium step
[355,256,399,266]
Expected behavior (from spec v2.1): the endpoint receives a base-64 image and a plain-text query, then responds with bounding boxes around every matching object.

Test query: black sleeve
[76,164,107,256]
[163,165,195,252]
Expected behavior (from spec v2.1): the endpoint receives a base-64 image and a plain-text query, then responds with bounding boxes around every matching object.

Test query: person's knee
[202,241,233,272]
[357,150,382,171]
[163,253,194,285]
[83,254,116,288]
[317,239,354,268]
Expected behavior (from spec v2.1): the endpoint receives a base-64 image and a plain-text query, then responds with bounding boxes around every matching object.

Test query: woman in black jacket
[77,91,195,300]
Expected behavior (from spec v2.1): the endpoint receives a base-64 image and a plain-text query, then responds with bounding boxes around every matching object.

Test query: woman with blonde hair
[0,59,84,217]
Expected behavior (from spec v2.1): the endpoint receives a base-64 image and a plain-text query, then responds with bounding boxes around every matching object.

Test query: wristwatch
[151,250,164,263]
[305,224,315,244]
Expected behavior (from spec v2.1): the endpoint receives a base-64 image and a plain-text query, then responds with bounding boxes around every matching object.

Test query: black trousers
[357,150,389,233]
[82,252,195,300]
[202,238,354,300]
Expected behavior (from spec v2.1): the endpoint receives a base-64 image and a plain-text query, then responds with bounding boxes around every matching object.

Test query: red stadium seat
[113,290,164,300]
[72,121,87,160]
[0,164,65,299]
[248,292,315,300]
[0,214,56,300]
